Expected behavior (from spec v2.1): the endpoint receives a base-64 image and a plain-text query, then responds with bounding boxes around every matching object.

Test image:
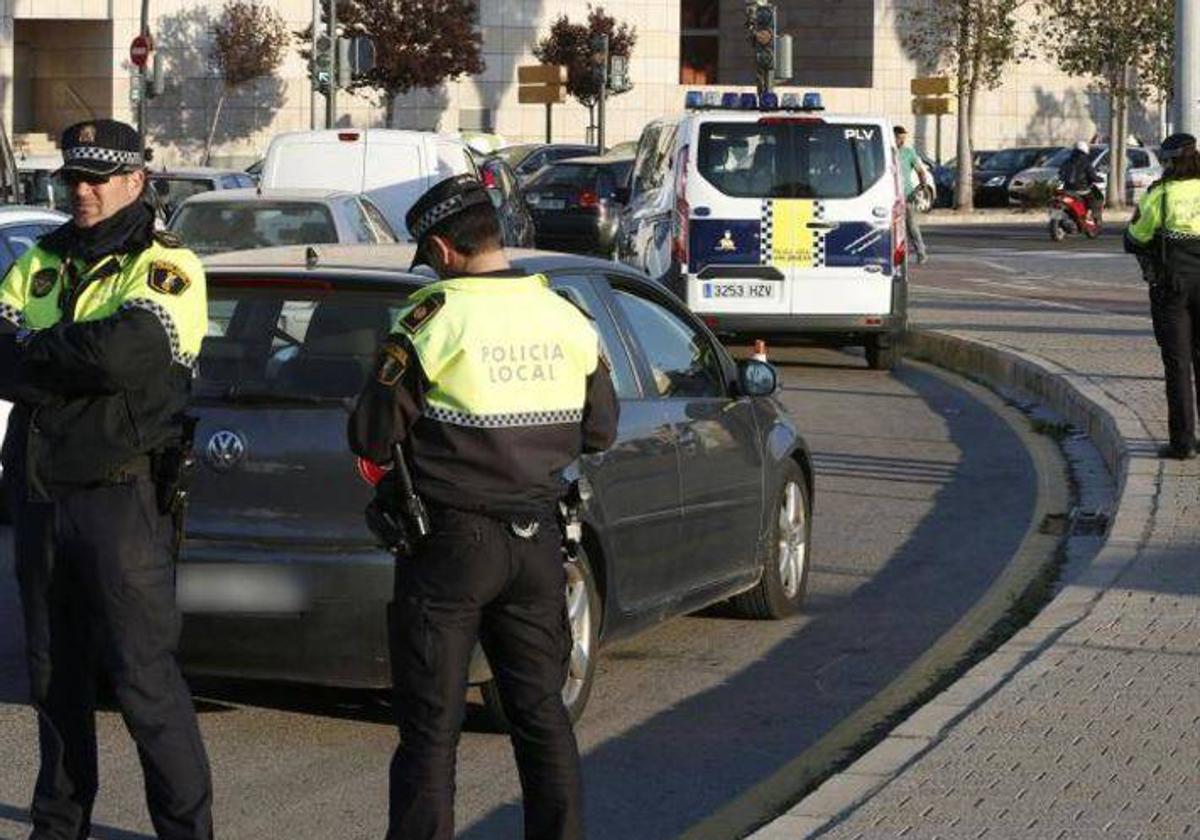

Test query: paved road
[920,224,1146,317]
[0,351,1043,840]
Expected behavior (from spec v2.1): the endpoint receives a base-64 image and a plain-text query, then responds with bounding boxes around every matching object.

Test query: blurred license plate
[530,197,565,210]
[702,281,778,300]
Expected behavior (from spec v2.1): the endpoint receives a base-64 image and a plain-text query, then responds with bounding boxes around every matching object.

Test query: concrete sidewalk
[752,283,1199,837]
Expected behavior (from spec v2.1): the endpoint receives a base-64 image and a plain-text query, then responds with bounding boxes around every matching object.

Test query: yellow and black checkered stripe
[760,200,827,268]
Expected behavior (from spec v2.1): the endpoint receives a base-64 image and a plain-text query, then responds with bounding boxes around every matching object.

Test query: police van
[617,91,907,369]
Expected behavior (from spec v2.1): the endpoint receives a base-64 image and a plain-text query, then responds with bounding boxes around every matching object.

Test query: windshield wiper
[211,385,352,408]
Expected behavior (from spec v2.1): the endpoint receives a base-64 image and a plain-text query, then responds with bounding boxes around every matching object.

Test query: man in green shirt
[895,125,930,264]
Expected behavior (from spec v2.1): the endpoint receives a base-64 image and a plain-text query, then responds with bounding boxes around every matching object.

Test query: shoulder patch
[154,229,185,248]
[401,291,445,334]
[31,267,58,298]
[376,340,410,386]
[148,261,191,296]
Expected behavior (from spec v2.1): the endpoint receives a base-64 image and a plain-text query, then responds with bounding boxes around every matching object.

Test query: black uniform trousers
[386,508,583,840]
[1149,273,1200,449]
[11,475,213,840]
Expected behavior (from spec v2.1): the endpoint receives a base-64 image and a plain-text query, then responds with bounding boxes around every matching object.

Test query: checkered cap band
[0,302,22,328]
[64,146,143,167]
[121,298,195,369]
[410,196,465,240]
[426,405,584,429]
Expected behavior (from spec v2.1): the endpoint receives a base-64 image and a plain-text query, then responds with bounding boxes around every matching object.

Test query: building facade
[1,0,1164,168]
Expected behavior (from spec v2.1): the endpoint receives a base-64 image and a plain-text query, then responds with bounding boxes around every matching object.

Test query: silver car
[168,188,399,256]
[1008,145,1162,205]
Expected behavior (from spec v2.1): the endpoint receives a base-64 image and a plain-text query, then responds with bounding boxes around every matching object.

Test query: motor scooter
[1048,187,1101,241]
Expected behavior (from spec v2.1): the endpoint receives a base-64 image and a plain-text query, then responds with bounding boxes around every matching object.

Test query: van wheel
[865,336,900,370]
[730,461,811,619]
[481,547,601,729]
[1049,219,1066,241]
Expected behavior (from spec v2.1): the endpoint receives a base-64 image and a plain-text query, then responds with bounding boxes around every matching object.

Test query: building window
[680,0,719,84]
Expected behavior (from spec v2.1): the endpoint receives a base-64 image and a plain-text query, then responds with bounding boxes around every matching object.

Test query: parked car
[477,154,537,248]
[149,168,256,221]
[258,129,477,237]
[180,243,814,723]
[931,150,995,208]
[970,146,1059,206]
[1008,145,1162,205]
[494,143,597,185]
[167,188,399,256]
[0,205,69,518]
[525,155,634,256]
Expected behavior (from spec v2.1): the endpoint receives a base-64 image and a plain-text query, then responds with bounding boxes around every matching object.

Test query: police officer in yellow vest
[0,120,213,840]
[349,175,619,840]
[1126,132,1200,459]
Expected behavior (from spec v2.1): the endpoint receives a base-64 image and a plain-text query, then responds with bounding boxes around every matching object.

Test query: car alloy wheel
[777,480,808,600]
[562,559,593,709]
[730,460,811,619]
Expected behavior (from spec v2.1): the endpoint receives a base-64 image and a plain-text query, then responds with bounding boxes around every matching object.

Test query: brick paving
[757,285,1200,839]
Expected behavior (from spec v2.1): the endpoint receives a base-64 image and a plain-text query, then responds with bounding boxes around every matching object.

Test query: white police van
[617,91,908,369]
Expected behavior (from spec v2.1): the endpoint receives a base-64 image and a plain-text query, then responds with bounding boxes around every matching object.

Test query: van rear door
[688,117,896,319]
[261,131,367,193]
[361,132,431,237]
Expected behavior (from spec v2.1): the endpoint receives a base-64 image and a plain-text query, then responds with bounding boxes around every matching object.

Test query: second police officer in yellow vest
[0,120,213,839]
[1125,132,1200,460]
[349,174,619,840]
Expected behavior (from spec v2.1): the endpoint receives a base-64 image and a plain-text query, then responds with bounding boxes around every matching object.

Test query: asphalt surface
[0,349,1043,840]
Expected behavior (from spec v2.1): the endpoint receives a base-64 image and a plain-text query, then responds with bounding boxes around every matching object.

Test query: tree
[298,0,484,127]
[1037,0,1173,209]
[534,6,637,132]
[206,1,288,164]
[898,0,1028,212]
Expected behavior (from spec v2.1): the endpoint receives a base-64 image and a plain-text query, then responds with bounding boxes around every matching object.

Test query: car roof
[202,243,642,282]
[179,187,359,204]
[0,205,68,224]
[14,153,61,170]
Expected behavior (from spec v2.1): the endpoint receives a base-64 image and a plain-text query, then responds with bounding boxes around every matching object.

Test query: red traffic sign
[130,34,152,68]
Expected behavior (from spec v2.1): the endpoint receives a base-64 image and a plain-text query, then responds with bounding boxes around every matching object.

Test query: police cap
[1159,133,1197,160]
[405,174,493,269]
[58,119,144,177]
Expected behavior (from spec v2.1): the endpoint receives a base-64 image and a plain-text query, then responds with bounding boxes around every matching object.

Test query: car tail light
[672,145,690,267]
[337,131,361,142]
[481,168,497,189]
[578,189,600,210]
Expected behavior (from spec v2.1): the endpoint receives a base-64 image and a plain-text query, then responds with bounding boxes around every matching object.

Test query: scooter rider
[1058,140,1103,223]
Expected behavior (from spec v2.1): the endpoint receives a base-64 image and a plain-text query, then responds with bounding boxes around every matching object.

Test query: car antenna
[305,245,320,269]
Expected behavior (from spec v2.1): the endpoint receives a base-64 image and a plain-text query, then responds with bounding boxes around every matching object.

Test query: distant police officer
[0,120,212,839]
[1125,132,1200,460]
[348,174,619,840]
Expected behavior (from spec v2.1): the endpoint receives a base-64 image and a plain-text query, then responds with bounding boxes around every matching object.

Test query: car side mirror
[737,359,778,397]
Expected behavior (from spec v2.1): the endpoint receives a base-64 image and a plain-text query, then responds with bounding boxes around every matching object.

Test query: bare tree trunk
[953,0,974,212]
[1106,85,1120,209]
[203,90,227,167]
[1114,65,1129,210]
[385,93,395,128]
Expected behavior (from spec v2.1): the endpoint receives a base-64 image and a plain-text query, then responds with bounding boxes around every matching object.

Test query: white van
[617,91,908,369]
[259,129,477,237]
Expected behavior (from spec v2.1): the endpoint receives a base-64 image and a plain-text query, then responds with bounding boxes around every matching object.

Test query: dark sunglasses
[63,171,116,187]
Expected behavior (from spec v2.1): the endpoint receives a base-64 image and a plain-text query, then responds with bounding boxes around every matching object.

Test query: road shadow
[0,803,154,840]
[459,363,1043,840]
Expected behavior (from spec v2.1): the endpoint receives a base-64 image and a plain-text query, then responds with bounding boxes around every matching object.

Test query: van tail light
[578,189,600,210]
[337,131,361,142]
[672,145,690,267]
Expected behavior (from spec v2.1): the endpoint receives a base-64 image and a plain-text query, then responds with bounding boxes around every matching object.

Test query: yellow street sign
[912,97,954,115]
[518,64,567,85]
[910,76,954,96]
[518,85,567,105]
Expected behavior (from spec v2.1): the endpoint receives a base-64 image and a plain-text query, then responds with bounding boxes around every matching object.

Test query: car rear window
[530,164,599,187]
[171,203,338,255]
[197,284,415,402]
[697,121,886,199]
[152,177,214,214]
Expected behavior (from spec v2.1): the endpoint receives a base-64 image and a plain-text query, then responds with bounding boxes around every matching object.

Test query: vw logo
[205,430,246,472]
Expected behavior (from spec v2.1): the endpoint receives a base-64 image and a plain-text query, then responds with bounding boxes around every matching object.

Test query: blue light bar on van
[802,91,825,111]
[738,93,758,109]
[760,92,779,109]
[720,92,740,109]
[685,90,704,109]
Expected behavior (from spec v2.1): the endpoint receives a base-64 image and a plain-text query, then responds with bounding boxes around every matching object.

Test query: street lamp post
[1177,0,1200,135]
[138,0,150,153]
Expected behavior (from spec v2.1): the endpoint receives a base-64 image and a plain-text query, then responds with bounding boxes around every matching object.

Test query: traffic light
[310,33,333,95]
[746,1,776,96]
[589,33,609,88]
[608,54,631,93]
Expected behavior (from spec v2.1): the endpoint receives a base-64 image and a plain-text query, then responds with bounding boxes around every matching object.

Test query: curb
[748,328,1154,838]
[920,210,1136,227]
